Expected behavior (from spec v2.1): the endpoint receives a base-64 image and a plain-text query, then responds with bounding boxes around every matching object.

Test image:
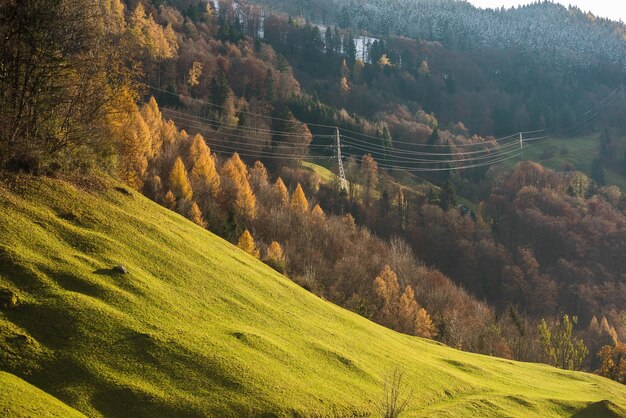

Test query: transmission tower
[336,128,348,191]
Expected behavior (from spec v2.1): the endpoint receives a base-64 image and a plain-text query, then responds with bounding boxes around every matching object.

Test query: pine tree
[440,179,457,211]
[237,229,260,258]
[291,183,309,213]
[324,27,333,54]
[274,177,290,207]
[591,158,606,185]
[169,157,193,201]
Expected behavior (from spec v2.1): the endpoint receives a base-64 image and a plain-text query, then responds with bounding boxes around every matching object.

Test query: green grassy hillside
[0,371,85,417]
[513,133,626,190]
[1,175,626,417]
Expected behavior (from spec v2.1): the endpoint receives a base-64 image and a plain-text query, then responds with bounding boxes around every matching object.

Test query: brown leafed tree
[598,343,626,384]
[0,0,138,173]
[361,153,379,208]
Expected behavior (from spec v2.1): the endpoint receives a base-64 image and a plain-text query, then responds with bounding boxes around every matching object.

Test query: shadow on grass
[571,400,626,418]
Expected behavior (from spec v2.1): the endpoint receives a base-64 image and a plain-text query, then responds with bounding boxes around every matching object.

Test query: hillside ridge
[0,175,625,417]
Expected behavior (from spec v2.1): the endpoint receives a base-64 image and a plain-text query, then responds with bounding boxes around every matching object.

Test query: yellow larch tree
[191,147,220,199]
[237,229,260,259]
[274,177,290,207]
[415,307,437,339]
[188,133,209,164]
[169,157,193,201]
[311,204,325,221]
[188,202,206,228]
[373,265,401,329]
[398,285,419,334]
[140,97,163,158]
[265,241,286,273]
[163,190,176,210]
[291,183,308,213]
[234,180,256,222]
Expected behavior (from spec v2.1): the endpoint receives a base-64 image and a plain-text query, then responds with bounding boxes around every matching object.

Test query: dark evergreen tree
[439,180,457,211]
[591,158,606,186]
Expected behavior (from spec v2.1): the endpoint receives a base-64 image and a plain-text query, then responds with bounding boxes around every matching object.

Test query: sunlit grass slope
[0,371,85,417]
[1,175,625,417]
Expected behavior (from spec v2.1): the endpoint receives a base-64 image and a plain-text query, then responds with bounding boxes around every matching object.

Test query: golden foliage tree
[265,241,286,273]
[414,308,436,339]
[291,183,309,213]
[311,204,325,221]
[128,3,178,61]
[274,177,290,207]
[398,286,419,334]
[187,61,203,87]
[163,190,177,210]
[188,133,209,164]
[598,343,626,384]
[222,153,256,222]
[191,147,220,199]
[250,160,269,191]
[188,202,206,228]
[373,265,401,329]
[169,157,193,201]
[98,0,125,35]
[0,0,137,173]
[222,152,249,188]
[234,180,257,222]
[139,97,163,158]
[237,229,260,259]
[118,110,151,189]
